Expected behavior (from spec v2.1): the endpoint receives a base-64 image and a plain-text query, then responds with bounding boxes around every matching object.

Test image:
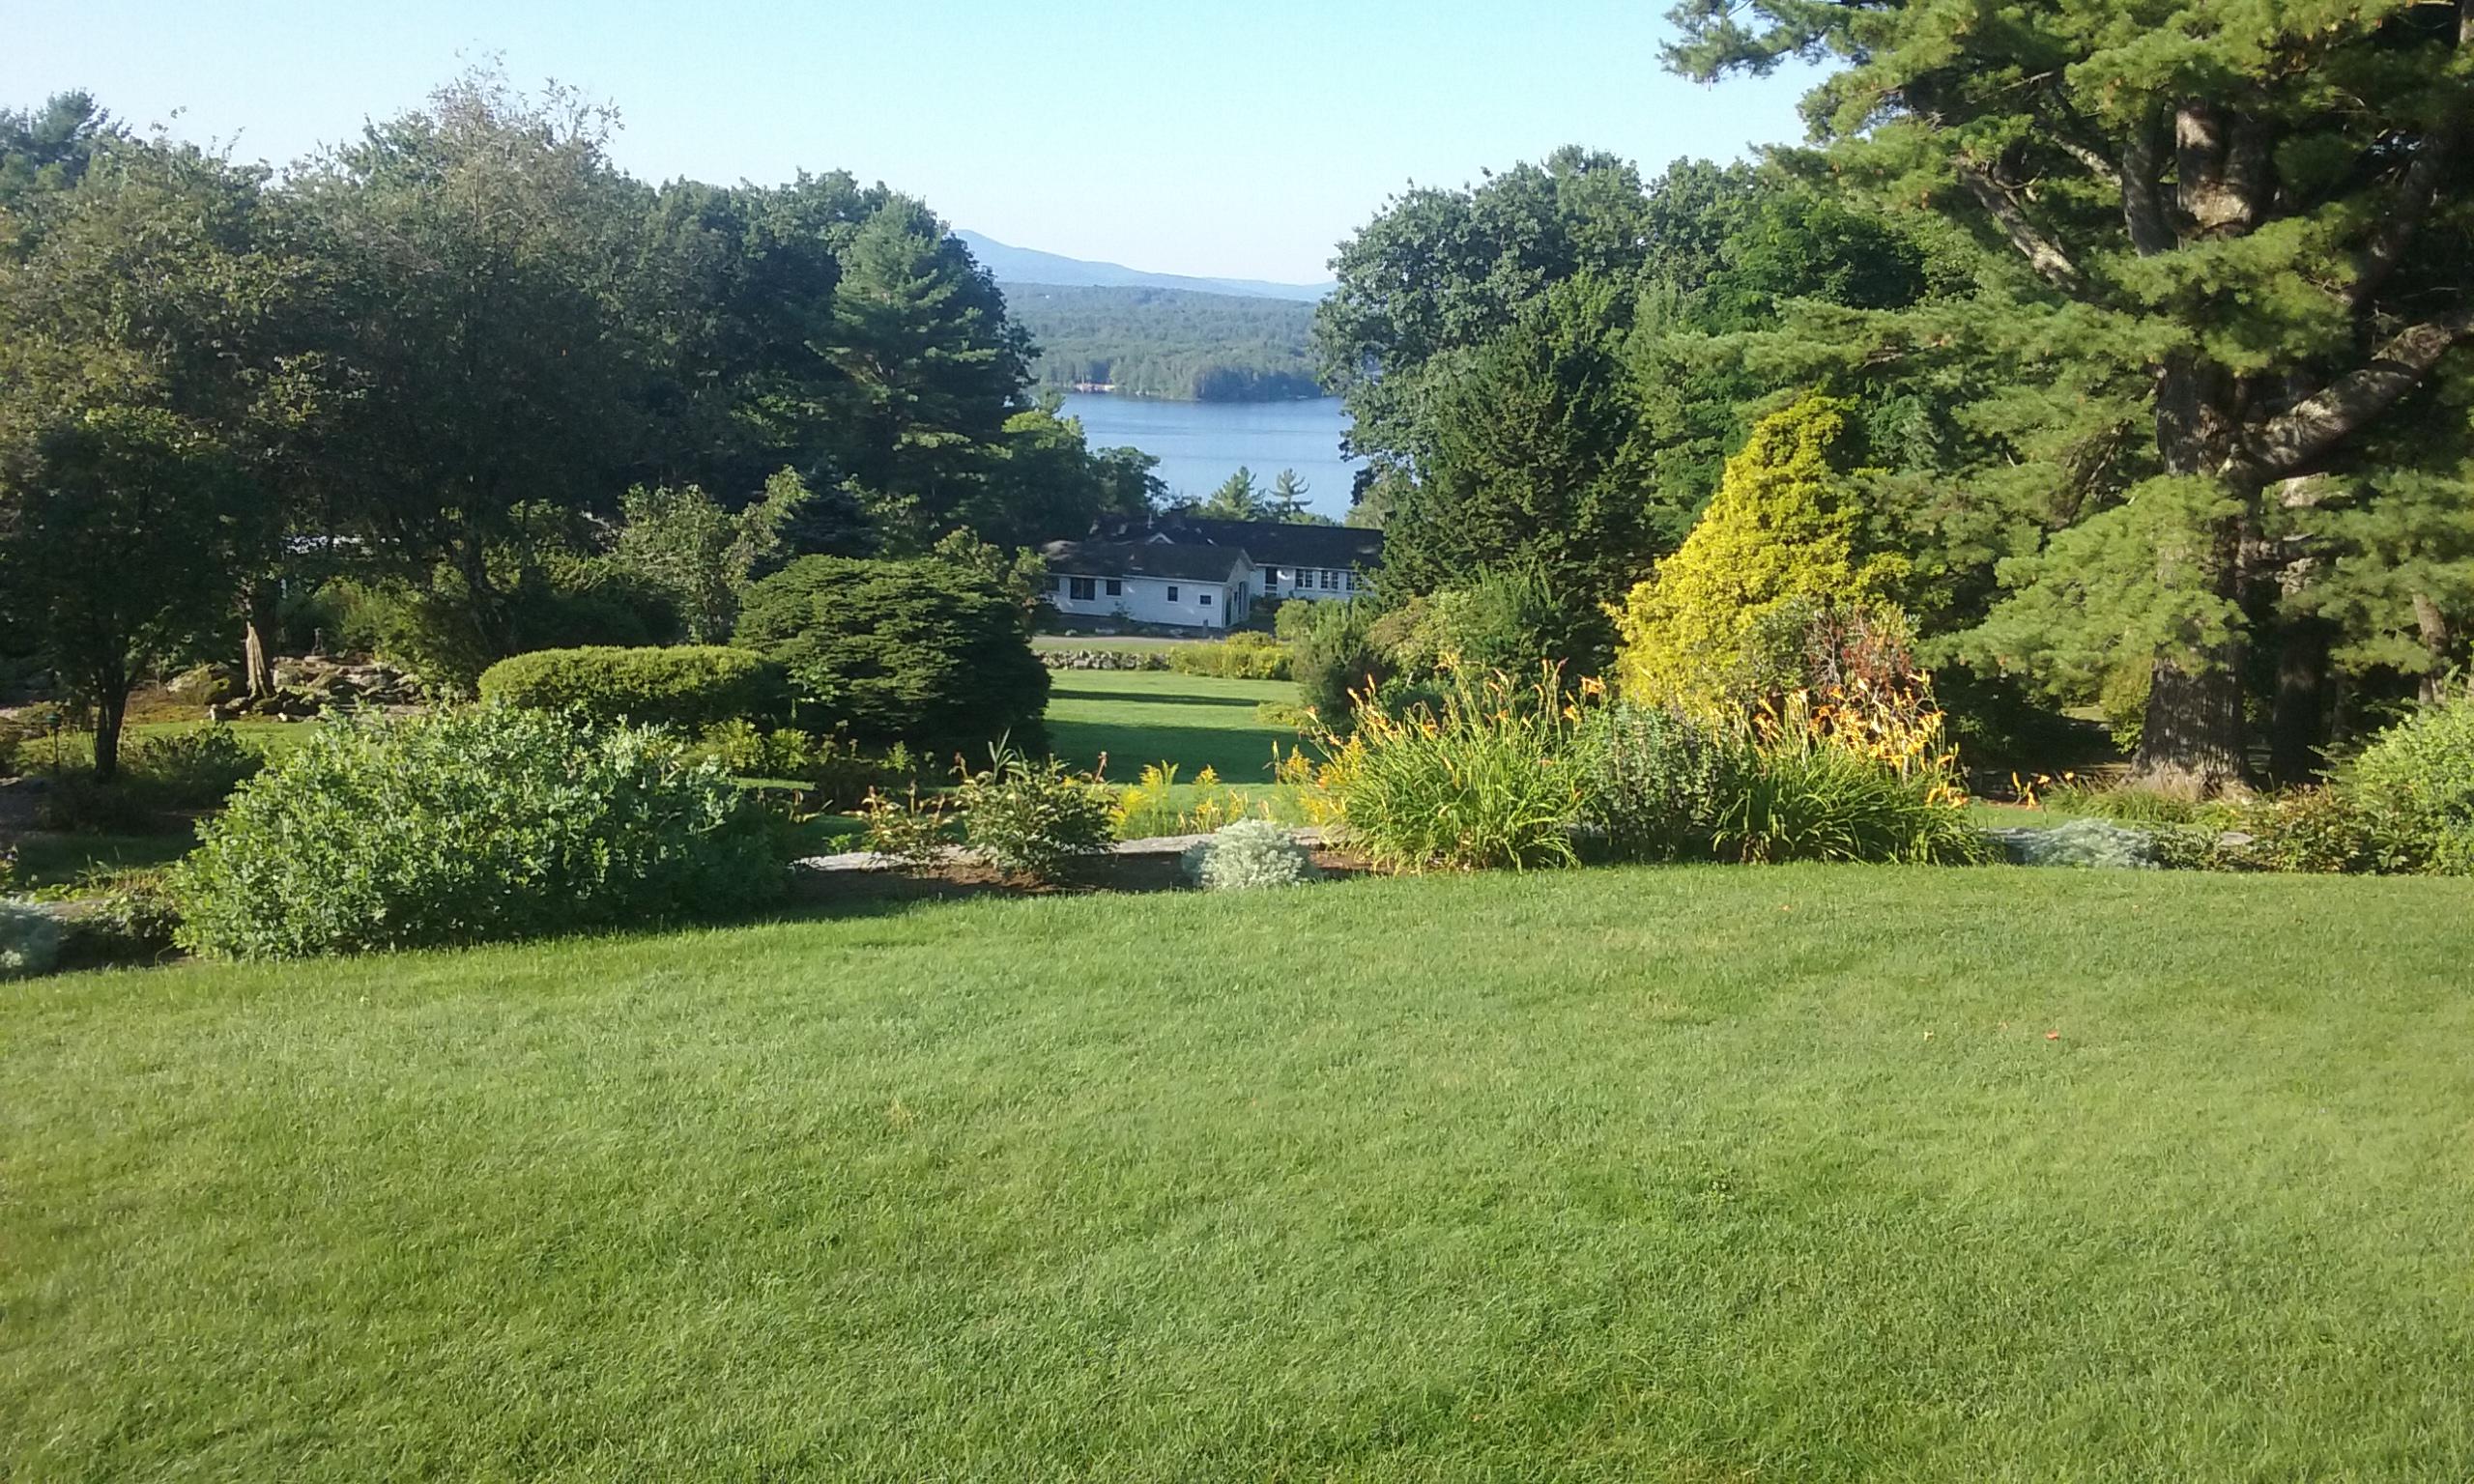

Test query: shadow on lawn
[774,842,1376,922]
[1045,686,1264,709]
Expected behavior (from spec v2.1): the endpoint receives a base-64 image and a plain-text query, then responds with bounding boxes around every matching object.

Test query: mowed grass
[1045,668,1301,785]
[6,866,2473,1479]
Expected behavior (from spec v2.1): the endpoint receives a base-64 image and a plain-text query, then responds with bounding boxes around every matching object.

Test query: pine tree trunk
[2134,356,2255,794]
[91,669,129,783]
[2269,614,2332,785]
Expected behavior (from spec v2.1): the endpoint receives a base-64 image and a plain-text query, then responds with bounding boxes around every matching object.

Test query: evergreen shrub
[736,557,1049,759]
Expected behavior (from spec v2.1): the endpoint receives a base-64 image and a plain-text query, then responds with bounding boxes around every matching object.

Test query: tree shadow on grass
[1046,687,1265,709]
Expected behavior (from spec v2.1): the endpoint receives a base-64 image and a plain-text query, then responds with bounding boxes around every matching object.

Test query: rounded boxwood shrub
[2345,696,2474,873]
[169,708,785,958]
[477,645,788,732]
[734,556,1048,759]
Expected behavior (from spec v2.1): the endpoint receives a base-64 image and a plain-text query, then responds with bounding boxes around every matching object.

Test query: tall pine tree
[1670,0,2474,790]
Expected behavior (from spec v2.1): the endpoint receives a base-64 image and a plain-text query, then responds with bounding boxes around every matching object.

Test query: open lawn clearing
[1045,667,1301,783]
[6,865,2472,1479]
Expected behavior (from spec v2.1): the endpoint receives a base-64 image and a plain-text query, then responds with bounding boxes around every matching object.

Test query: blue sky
[8,1,1822,283]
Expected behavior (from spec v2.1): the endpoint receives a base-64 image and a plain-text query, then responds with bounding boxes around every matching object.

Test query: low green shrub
[31,723,266,831]
[1254,699,1315,730]
[1166,632,1290,680]
[691,721,889,808]
[954,748,1115,881]
[2223,788,2376,873]
[56,871,182,967]
[478,645,787,732]
[123,724,265,808]
[1572,703,1730,863]
[170,708,784,958]
[1309,669,1585,872]
[33,773,163,833]
[1288,599,1392,728]
[858,785,957,870]
[1183,817,1319,890]
[1,900,62,980]
[2345,696,2474,873]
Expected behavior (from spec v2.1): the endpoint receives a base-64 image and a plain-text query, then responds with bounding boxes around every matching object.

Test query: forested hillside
[1003,283,1324,401]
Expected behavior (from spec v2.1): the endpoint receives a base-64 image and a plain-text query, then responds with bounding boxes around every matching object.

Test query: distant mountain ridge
[957,230,1332,303]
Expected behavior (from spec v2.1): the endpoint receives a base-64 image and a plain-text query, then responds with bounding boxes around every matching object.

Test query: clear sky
[6,1,1823,284]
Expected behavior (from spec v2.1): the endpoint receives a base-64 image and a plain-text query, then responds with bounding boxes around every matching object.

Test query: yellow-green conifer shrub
[1612,393,1884,710]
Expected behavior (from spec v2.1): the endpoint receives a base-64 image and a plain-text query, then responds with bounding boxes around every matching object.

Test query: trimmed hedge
[735,556,1049,759]
[1166,632,1290,680]
[477,645,787,732]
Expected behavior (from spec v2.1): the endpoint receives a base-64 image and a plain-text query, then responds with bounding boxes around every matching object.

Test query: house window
[1068,577,1096,602]
[1199,591,1213,606]
[1105,579,1123,597]
[1319,568,1338,590]
[1263,568,1278,588]
[1166,585,1180,602]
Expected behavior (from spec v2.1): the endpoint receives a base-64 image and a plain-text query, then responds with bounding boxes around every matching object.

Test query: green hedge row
[477,645,787,732]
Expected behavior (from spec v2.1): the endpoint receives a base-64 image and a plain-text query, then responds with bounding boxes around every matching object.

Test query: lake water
[1061,393,1361,522]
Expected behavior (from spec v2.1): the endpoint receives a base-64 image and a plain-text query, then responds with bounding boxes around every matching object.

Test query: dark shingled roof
[1039,540,1251,583]
[1088,514,1384,571]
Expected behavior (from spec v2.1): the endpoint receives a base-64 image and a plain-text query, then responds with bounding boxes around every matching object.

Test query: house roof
[1040,540,1251,583]
[1089,514,1384,570]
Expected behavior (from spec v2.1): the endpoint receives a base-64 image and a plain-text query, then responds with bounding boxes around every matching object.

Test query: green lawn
[1046,668,1302,785]
[6,865,2472,1478]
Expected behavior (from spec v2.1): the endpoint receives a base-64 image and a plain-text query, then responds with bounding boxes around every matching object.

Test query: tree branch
[2120,117,2176,256]
[2349,1,2473,306]
[1954,157,2086,292]
[2252,307,2474,474]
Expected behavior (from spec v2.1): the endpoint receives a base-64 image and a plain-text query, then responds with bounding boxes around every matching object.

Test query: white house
[1093,514,1383,604]
[1039,540,1258,630]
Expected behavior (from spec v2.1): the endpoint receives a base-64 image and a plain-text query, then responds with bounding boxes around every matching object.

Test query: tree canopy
[0,73,1170,767]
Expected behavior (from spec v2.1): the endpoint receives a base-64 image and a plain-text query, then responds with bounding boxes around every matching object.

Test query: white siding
[1260,565,1366,601]
[1048,561,1255,630]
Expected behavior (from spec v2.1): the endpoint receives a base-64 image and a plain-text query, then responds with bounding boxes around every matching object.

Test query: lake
[1060,393,1362,522]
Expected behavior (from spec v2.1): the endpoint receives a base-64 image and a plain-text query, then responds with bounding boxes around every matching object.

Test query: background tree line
[1003,282,1324,401]
[1320,0,2474,792]
[0,74,1164,775]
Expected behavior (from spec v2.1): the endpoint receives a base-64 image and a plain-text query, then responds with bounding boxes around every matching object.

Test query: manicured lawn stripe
[5,865,2470,1478]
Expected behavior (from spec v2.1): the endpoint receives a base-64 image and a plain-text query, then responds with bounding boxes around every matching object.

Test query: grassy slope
[1045,669,1300,785]
[6,865,2471,1480]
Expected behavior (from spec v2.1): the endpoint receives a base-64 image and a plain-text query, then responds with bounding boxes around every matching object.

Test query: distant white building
[1039,541,1259,630]
[1041,516,1383,632]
